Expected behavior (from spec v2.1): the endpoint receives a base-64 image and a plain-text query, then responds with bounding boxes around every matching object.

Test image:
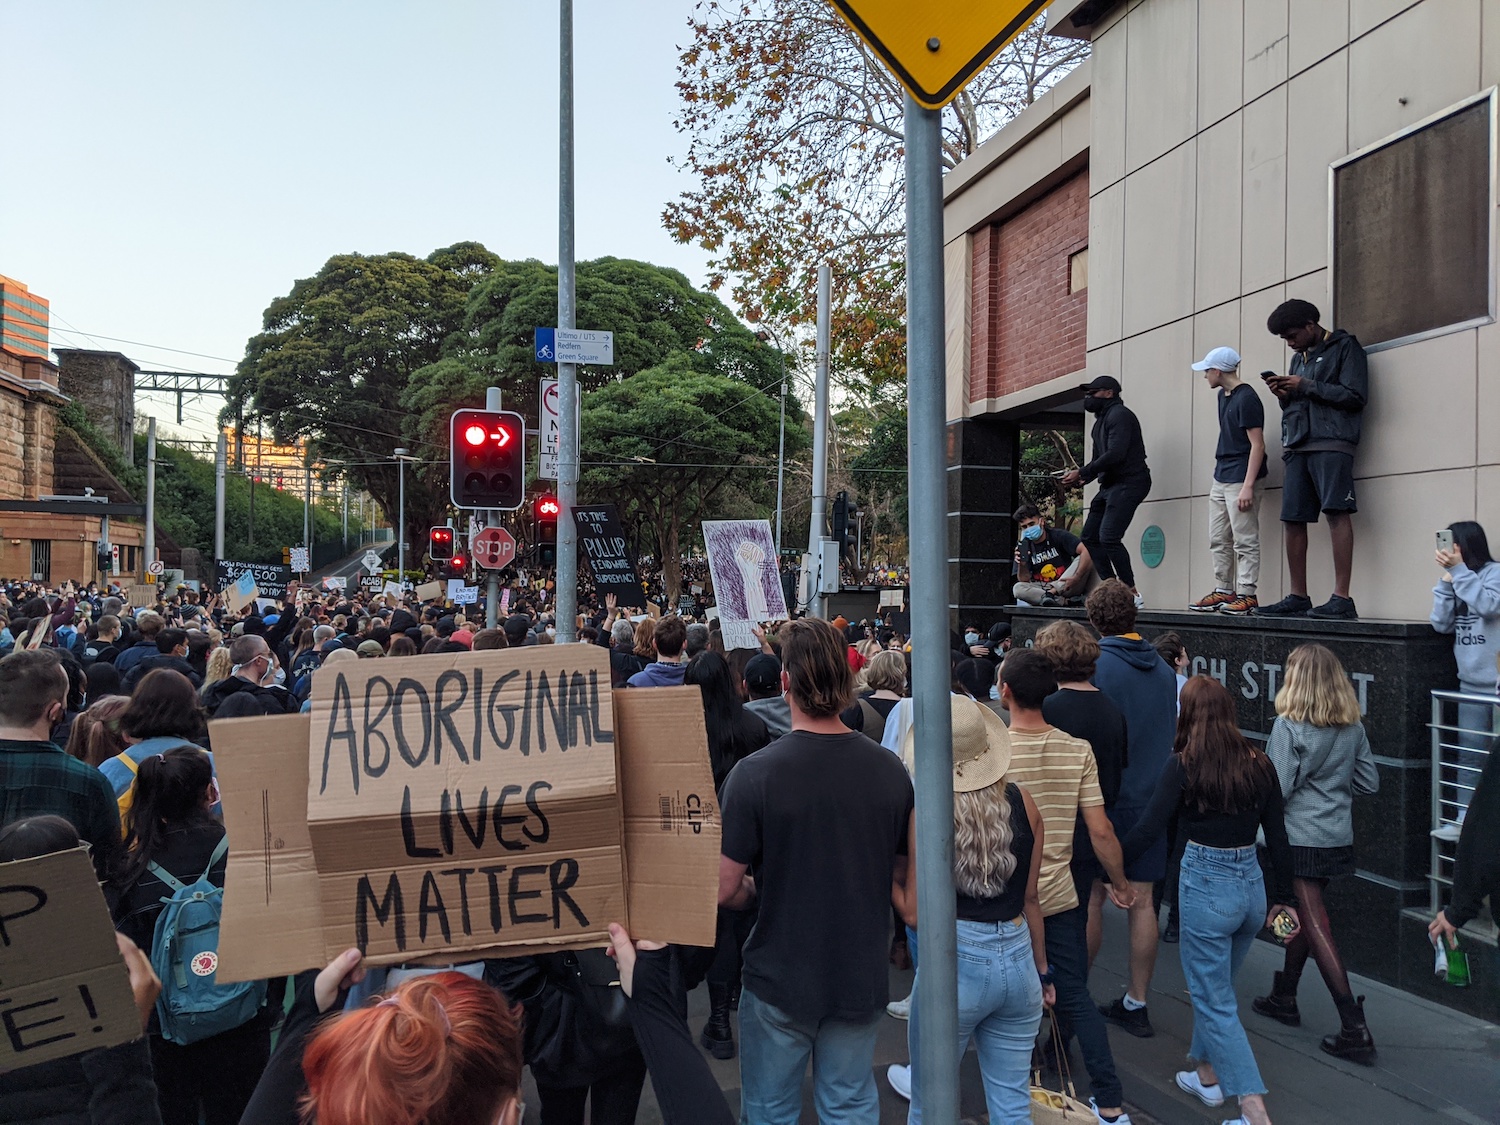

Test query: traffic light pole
[554,0,579,644]
[486,386,502,630]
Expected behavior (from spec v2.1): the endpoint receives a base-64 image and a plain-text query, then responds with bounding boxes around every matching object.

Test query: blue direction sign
[533,327,614,366]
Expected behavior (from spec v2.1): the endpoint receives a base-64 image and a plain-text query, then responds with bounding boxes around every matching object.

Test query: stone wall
[55,349,136,455]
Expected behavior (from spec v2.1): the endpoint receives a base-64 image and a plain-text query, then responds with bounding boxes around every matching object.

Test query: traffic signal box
[534,494,559,567]
[442,550,468,581]
[429,526,455,561]
[450,408,526,510]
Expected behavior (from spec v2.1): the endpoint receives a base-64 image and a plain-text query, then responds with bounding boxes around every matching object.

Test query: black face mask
[1083,395,1109,413]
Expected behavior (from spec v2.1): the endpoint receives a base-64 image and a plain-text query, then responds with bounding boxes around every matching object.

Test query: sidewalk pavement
[584,907,1498,1124]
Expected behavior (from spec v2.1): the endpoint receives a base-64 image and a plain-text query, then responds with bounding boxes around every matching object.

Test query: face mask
[265,665,286,687]
[1021,524,1044,542]
[989,683,1001,700]
[964,632,980,645]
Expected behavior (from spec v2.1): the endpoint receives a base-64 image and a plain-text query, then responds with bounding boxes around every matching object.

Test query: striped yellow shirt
[1005,727,1104,916]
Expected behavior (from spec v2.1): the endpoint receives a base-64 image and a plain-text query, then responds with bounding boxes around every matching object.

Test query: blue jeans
[737,987,882,1125]
[907,918,1042,1125]
[1177,842,1268,1098]
[1043,901,1122,1107]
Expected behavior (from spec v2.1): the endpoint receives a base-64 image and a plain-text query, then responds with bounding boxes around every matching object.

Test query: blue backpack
[148,837,267,1044]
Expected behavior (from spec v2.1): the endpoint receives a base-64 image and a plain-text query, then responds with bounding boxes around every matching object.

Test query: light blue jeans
[737,987,883,1125]
[1177,842,1268,1098]
[907,917,1043,1125]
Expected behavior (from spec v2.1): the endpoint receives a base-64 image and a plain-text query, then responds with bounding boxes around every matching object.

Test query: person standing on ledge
[1188,347,1267,616]
[1256,300,1368,620]
[1060,376,1152,608]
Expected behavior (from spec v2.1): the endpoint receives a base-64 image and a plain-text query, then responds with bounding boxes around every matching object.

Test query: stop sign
[472,526,517,570]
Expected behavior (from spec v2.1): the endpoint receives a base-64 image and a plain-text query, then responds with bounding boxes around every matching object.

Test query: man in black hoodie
[1258,298,1367,620]
[1061,375,1151,600]
[201,635,299,718]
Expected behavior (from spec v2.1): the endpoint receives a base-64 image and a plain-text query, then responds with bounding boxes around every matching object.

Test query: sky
[0,0,713,442]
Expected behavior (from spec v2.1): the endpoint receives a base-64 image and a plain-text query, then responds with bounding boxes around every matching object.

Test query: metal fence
[1428,690,1496,939]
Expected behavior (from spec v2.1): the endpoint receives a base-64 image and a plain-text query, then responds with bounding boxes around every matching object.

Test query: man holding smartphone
[1257,299,1368,620]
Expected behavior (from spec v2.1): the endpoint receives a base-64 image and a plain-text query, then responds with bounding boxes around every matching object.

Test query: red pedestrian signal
[429,525,455,560]
[450,408,525,510]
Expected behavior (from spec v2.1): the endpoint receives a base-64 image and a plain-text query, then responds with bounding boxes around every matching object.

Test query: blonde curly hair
[952,780,1017,899]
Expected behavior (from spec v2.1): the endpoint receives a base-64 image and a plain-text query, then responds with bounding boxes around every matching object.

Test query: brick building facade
[55,348,136,453]
[969,171,1090,403]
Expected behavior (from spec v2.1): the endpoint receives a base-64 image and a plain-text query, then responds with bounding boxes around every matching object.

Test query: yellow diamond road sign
[829,0,1053,110]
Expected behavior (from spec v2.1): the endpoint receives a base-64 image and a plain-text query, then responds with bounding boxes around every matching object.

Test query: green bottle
[1446,936,1471,988]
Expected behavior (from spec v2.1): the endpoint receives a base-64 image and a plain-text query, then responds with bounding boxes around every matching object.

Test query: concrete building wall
[1081,0,1500,622]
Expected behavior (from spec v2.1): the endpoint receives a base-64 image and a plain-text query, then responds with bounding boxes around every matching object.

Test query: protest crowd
[1,303,1498,1125]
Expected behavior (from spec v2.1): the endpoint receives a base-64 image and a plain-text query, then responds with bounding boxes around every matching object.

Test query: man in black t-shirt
[1012,503,1096,606]
[719,618,912,1123]
[1188,347,1268,615]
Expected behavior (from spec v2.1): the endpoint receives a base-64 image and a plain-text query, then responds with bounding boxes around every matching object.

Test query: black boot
[701,983,736,1060]
[1321,994,1376,1066]
[1251,971,1302,1027]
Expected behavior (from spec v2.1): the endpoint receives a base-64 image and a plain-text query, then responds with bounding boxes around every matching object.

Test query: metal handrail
[1426,690,1496,938]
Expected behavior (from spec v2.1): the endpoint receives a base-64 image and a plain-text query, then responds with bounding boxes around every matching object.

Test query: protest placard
[879,589,905,607]
[453,586,479,606]
[702,519,787,650]
[415,580,444,603]
[213,649,718,978]
[214,560,292,594]
[0,848,141,1073]
[322,576,347,592]
[124,584,159,608]
[573,505,647,607]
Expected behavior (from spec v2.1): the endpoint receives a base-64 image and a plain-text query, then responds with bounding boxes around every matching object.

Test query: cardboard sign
[124,584,158,608]
[0,848,141,1073]
[308,646,623,964]
[213,654,718,980]
[381,581,403,600]
[452,585,480,606]
[702,519,788,650]
[879,589,905,607]
[323,576,347,592]
[414,580,444,603]
[573,505,647,607]
[215,560,292,595]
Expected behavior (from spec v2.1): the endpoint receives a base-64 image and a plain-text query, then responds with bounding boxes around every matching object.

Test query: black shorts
[1281,450,1356,523]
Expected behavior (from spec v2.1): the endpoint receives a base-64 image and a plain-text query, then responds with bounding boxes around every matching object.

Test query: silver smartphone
[1437,529,1455,553]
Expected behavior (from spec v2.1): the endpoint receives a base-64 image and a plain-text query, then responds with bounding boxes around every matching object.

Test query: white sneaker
[886,994,911,1020]
[886,1063,911,1100]
[1090,1098,1132,1124]
[1432,822,1463,842]
[1175,1070,1226,1107]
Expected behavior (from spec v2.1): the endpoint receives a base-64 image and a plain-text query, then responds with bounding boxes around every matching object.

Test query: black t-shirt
[957,784,1034,922]
[1215,383,1269,484]
[1043,688,1128,895]
[1017,528,1082,584]
[720,730,913,1022]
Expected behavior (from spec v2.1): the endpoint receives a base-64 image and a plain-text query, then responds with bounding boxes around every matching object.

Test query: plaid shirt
[0,738,121,880]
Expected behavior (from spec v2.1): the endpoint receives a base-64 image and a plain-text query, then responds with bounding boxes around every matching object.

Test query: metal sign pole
[905,92,959,1124]
[486,386,503,630]
[806,264,832,617]
[555,0,579,644]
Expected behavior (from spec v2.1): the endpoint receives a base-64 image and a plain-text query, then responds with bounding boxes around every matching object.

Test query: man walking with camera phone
[1256,299,1368,621]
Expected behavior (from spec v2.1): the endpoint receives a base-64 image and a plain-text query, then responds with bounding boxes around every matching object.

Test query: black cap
[745,653,782,693]
[1078,375,1123,394]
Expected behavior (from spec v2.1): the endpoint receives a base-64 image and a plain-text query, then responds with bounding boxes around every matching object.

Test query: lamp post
[756,329,789,557]
[394,448,410,582]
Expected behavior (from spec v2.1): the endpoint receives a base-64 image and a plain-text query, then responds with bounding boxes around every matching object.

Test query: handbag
[1030,1014,1094,1122]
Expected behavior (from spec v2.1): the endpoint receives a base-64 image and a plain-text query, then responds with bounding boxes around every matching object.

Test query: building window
[1069,247,1089,294]
[1332,91,1494,350]
[29,540,50,583]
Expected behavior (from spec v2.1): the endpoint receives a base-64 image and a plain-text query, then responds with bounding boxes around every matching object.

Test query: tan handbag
[1030,1015,1094,1122]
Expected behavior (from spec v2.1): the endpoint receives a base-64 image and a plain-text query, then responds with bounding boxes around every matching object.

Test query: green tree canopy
[227,243,500,550]
[580,355,805,602]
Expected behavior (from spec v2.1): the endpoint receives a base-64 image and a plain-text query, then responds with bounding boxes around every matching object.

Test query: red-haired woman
[239,927,735,1125]
[1120,677,1300,1125]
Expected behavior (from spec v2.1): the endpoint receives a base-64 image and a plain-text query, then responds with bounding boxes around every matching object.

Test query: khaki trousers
[1208,479,1263,594]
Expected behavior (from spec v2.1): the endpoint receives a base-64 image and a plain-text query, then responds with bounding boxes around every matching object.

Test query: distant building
[0,275,50,360]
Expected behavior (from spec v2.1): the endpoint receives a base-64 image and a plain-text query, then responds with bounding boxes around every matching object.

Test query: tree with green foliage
[579,355,804,603]
[227,243,500,551]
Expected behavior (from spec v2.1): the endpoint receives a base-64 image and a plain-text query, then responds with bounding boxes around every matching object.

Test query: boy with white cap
[1188,347,1267,615]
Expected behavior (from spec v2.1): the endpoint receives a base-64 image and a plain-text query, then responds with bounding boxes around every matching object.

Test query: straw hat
[902,694,1012,793]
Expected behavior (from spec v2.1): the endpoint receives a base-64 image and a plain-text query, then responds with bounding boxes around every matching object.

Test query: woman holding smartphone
[1121,677,1299,1125]
[1430,521,1500,826]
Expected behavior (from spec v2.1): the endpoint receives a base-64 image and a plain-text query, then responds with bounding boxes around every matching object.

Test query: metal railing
[1427,690,1496,940]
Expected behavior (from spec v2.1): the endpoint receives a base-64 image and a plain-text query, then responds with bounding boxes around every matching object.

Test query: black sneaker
[1308,594,1358,620]
[1254,594,1313,617]
[1162,918,1179,944]
[1098,996,1154,1038]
